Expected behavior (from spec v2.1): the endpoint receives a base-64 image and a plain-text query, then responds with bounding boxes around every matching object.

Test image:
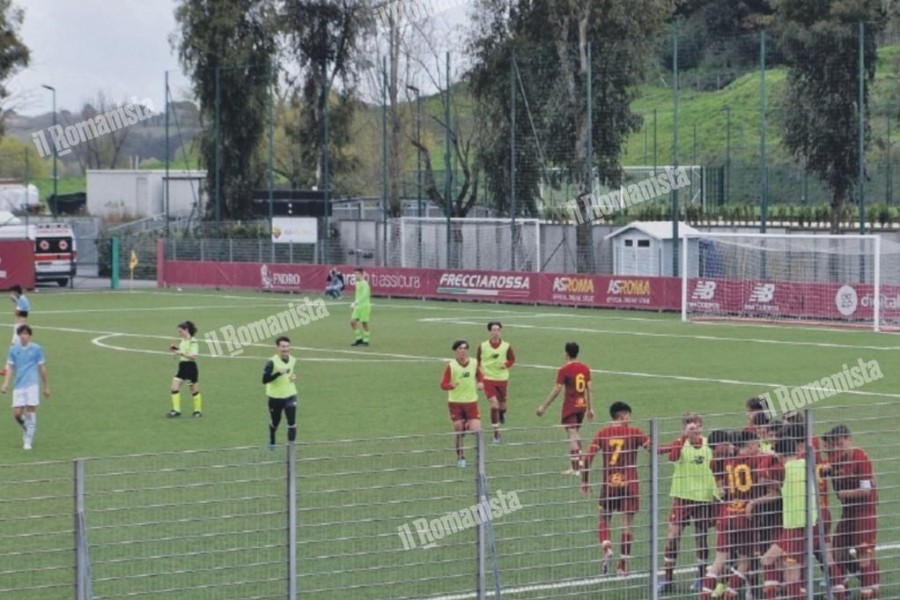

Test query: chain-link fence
[2,404,896,599]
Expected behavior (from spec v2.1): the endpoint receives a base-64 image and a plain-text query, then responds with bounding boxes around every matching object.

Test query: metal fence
[2,404,896,599]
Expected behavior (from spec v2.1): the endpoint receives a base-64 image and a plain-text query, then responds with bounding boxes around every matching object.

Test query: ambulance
[0,222,77,286]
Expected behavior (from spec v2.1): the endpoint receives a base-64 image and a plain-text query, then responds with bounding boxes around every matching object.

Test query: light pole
[407,84,423,267]
[406,85,422,218]
[41,84,57,216]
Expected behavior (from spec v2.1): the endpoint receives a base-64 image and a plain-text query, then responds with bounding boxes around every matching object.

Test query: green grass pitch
[0,288,898,599]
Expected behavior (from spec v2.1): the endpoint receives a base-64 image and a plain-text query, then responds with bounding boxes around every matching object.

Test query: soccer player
[350,267,371,346]
[440,340,484,468]
[262,336,298,449]
[581,401,649,575]
[476,321,516,443]
[658,413,718,595]
[1,325,49,450]
[167,321,203,418]
[745,396,773,452]
[760,424,846,600]
[536,341,594,475]
[700,430,778,600]
[824,424,879,600]
[9,284,30,346]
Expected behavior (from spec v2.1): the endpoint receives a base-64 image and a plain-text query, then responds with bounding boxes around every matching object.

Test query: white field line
[422,541,900,600]
[30,324,895,401]
[417,317,900,352]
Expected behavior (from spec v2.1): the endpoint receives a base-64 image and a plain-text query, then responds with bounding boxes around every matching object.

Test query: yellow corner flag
[129,250,139,271]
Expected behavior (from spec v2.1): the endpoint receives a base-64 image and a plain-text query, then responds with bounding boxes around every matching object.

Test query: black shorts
[268,396,298,410]
[15,310,28,318]
[175,361,199,383]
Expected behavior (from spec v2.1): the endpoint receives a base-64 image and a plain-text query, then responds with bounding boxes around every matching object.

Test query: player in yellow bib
[440,340,484,468]
[167,321,203,418]
[476,321,515,443]
[350,267,371,346]
[261,336,298,450]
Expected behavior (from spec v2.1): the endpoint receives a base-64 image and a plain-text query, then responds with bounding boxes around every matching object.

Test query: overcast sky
[5,0,470,118]
[6,1,192,117]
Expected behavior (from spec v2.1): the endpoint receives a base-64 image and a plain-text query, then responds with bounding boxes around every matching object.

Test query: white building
[605,221,701,277]
[86,170,206,218]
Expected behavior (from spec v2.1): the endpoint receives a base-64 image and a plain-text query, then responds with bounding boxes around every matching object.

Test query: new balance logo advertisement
[744,283,778,313]
[691,280,716,300]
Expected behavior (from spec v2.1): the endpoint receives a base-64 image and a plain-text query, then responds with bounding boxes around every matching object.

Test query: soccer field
[1,288,898,598]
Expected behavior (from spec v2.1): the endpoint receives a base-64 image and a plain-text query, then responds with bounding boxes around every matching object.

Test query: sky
[6,0,193,117]
[5,0,471,119]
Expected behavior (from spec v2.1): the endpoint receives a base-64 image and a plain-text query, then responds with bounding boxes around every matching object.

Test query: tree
[469,0,671,272]
[0,136,47,179]
[775,0,885,233]
[68,93,135,171]
[173,0,277,219]
[0,0,29,138]
[281,0,374,194]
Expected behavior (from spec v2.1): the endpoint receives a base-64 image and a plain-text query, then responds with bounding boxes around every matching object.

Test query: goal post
[680,232,899,332]
[390,217,541,272]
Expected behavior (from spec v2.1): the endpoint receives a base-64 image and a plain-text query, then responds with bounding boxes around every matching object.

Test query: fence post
[475,428,486,600]
[74,458,92,600]
[287,442,298,600]
[650,418,660,599]
[110,237,119,290]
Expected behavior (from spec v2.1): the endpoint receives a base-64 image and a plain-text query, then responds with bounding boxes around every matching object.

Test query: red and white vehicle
[0,223,77,286]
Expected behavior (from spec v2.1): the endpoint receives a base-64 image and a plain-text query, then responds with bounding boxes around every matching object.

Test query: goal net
[389,217,541,272]
[681,232,900,331]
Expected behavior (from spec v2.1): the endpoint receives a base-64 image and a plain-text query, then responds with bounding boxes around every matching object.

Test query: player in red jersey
[536,342,594,475]
[700,430,779,600]
[825,424,880,600]
[476,321,516,443]
[581,401,649,575]
[657,413,719,595]
[440,340,485,468]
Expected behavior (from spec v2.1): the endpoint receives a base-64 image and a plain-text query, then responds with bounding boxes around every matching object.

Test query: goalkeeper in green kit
[350,267,371,346]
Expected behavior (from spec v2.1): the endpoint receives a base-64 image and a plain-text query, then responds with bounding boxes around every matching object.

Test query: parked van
[0,223,77,286]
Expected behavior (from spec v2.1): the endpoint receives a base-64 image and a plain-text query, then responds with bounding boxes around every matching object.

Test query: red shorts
[600,483,639,514]
[448,402,480,423]
[777,527,823,564]
[834,508,877,551]
[482,380,508,403]
[668,498,715,528]
[561,411,585,428]
[716,514,756,555]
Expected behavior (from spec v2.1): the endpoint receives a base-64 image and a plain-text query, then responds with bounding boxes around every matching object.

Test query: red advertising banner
[161,260,894,322]
[684,278,900,323]
[160,261,685,311]
[0,240,35,290]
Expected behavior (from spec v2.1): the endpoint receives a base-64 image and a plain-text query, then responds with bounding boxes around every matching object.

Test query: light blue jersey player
[2,325,49,450]
[9,285,30,346]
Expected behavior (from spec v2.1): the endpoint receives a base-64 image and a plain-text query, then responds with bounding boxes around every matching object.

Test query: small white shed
[605,221,700,277]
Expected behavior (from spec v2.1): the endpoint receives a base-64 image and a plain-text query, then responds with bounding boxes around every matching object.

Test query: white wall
[86,170,206,218]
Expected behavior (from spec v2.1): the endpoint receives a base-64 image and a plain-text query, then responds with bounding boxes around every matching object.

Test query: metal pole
[859,22,866,234]
[653,108,658,177]
[760,31,768,233]
[672,23,680,276]
[382,58,389,265]
[268,66,275,260]
[586,43,595,273]
[287,442,298,600]
[649,419,660,598]
[323,64,332,263]
[214,66,221,239]
[886,110,892,205]
[510,51,517,271]
[41,85,57,217]
[444,52,452,268]
[725,105,731,205]
[165,71,170,237]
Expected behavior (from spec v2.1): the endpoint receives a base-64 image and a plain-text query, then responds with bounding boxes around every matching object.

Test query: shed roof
[604,221,701,241]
